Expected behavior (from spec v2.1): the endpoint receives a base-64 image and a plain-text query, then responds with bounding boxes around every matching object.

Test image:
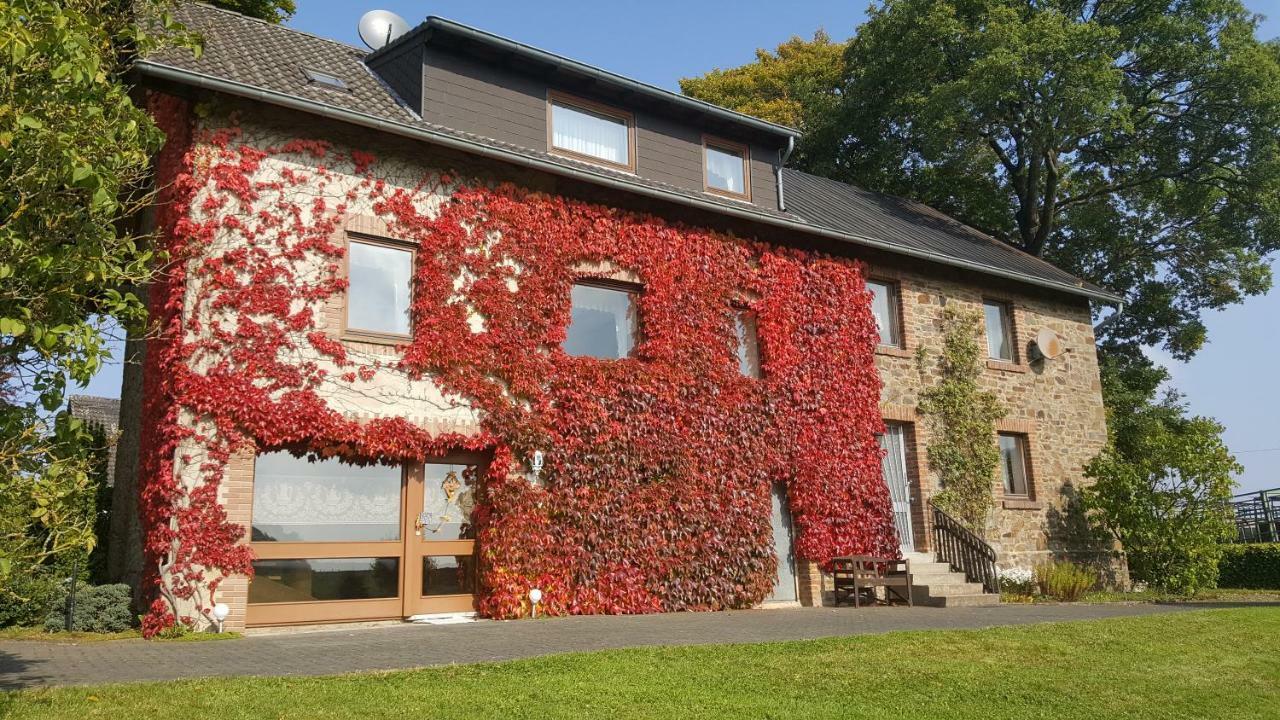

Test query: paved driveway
[0,603,1200,689]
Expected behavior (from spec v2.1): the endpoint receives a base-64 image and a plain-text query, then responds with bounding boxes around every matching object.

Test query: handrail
[930,502,1000,594]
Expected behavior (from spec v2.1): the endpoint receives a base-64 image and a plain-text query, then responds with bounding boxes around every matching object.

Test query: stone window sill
[1003,498,1042,510]
[986,359,1028,373]
[876,345,912,359]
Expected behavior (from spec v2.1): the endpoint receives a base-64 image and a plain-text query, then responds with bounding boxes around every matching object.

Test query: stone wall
[867,263,1111,571]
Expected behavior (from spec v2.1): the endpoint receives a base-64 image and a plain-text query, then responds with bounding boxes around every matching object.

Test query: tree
[207,0,295,23]
[0,0,195,613]
[1081,354,1239,593]
[917,308,1006,534]
[678,32,848,173]
[683,0,1280,363]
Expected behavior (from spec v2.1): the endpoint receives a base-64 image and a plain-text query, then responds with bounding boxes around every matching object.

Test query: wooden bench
[831,555,913,607]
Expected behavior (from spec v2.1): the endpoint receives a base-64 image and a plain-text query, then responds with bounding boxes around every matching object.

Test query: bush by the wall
[1218,544,1280,589]
[42,583,134,633]
[1035,560,1097,601]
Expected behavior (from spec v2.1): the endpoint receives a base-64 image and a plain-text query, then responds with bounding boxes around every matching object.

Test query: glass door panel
[403,459,482,616]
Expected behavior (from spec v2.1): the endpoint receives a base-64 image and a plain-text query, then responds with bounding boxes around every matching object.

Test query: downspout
[776,135,796,211]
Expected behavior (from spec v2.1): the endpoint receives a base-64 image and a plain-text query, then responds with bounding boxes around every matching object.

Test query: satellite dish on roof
[1032,327,1066,361]
[358,10,410,50]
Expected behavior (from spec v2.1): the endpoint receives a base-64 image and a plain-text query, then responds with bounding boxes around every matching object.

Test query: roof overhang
[134,59,1123,305]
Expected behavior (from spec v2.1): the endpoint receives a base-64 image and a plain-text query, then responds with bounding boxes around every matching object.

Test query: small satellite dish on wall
[358,10,410,50]
[1031,328,1066,361]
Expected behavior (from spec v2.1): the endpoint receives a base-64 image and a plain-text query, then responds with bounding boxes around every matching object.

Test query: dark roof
[141,2,1119,304]
[781,170,1109,294]
[68,395,121,432]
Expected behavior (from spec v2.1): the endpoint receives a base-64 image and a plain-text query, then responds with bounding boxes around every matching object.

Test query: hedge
[1217,544,1280,589]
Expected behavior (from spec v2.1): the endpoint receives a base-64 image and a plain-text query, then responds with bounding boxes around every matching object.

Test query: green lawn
[4,608,1278,719]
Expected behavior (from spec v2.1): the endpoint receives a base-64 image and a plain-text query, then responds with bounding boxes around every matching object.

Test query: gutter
[134,60,1123,305]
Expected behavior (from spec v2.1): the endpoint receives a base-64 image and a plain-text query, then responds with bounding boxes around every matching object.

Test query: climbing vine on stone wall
[917,307,1006,534]
[137,94,898,633]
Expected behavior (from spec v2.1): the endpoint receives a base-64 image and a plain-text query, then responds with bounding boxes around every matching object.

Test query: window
[868,280,901,347]
[984,300,1014,361]
[998,433,1031,497]
[302,67,348,91]
[734,308,761,378]
[346,237,413,338]
[251,452,402,542]
[704,137,750,199]
[249,558,399,604]
[564,282,638,359]
[549,93,633,171]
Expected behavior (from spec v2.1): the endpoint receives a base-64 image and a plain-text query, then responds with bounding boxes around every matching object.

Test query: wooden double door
[246,454,481,627]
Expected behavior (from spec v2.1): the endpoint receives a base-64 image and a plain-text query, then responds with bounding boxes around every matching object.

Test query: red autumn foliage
[137,94,898,634]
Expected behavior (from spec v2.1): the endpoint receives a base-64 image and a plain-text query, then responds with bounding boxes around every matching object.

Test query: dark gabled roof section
[781,170,1113,297]
[141,2,1120,304]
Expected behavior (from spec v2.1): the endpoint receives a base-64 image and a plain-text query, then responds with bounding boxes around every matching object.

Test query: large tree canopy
[0,0,194,601]
[683,0,1280,362]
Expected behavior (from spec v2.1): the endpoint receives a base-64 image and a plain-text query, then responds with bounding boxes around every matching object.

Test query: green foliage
[1081,354,1240,593]
[917,307,1005,534]
[207,0,295,23]
[0,566,61,627]
[0,0,196,597]
[1217,544,1280,590]
[1034,560,1097,601]
[42,583,134,633]
[683,1,1280,362]
[679,32,847,171]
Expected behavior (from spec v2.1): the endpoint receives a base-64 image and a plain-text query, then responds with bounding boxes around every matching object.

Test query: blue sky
[84,0,1280,492]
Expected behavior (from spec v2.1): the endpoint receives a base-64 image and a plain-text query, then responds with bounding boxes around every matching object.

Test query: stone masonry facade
[140,103,1111,628]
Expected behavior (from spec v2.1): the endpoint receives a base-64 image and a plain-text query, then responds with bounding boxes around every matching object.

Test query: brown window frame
[342,232,416,345]
[565,278,643,360]
[246,451,488,627]
[702,135,752,201]
[867,278,904,349]
[546,90,637,173]
[982,298,1016,363]
[997,432,1033,499]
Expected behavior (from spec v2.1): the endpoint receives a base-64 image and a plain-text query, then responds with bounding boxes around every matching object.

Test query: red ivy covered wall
[138,95,898,634]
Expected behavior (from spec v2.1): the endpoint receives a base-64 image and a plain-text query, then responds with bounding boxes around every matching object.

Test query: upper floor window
[734,308,761,378]
[983,299,1014,362]
[347,237,413,339]
[549,92,634,171]
[704,137,750,199]
[564,282,638,359]
[868,280,901,347]
[998,433,1031,497]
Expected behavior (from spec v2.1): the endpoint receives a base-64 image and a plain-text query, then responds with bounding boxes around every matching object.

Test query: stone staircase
[903,552,1001,607]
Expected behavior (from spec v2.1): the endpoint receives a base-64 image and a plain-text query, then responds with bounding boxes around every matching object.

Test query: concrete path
[0,603,1206,689]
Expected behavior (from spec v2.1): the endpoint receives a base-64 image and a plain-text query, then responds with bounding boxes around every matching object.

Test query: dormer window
[703,136,750,200]
[548,92,634,172]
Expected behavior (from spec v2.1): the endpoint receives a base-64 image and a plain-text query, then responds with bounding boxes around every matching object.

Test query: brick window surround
[995,418,1041,509]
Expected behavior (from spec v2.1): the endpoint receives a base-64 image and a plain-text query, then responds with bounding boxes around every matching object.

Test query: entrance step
[904,553,1001,608]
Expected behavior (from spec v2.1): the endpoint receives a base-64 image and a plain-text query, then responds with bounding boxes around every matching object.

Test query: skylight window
[302,67,348,91]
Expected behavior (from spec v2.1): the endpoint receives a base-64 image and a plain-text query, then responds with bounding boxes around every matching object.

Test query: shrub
[1035,560,1097,601]
[998,567,1036,596]
[1218,544,1280,589]
[0,568,61,628]
[42,583,134,633]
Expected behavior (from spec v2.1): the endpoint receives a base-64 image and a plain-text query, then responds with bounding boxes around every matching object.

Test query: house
[113,2,1119,634]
